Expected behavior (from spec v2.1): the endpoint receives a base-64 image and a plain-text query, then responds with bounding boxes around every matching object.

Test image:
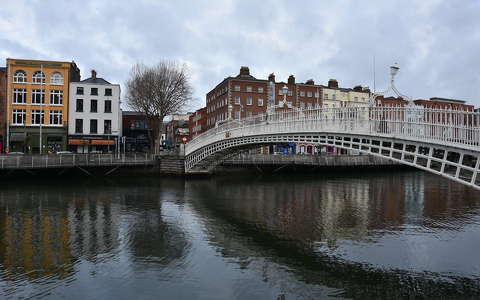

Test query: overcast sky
[1,0,480,109]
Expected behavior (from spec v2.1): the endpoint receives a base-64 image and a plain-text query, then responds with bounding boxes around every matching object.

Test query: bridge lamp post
[369,63,412,106]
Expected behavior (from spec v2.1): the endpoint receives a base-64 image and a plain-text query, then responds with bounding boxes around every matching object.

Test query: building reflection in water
[188,170,477,249]
[185,170,480,299]
[0,178,189,283]
[0,189,74,281]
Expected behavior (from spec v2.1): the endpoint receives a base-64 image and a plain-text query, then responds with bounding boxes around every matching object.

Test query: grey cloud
[1,0,479,108]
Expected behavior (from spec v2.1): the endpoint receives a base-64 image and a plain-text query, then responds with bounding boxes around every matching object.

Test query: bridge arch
[185,107,480,190]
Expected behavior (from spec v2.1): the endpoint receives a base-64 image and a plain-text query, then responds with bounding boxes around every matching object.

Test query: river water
[0,170,480,299]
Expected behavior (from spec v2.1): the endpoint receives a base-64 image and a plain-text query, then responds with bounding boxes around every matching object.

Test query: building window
[75,119,83,133]
[246,97,253,105]
[104,120,112,134]
[50,72,64,85]
[90,99,98,112]
[50,90,63,105]
[278,89,282,96]
[32,71,45,84]
[31,110,45,125]
[315,92,319,98]
[104,100,112,113]
[76,99,83,112]
[324,93,328,100]
[234,85,240,91]
[105,88,112,96]
[246,86,252,92]
[91,88,98,96]
[32,89,45,104]
[13,70,27,83]
[13,88,27,104]
[246,111,252,118]
[287,91,293,96]
[90,119,98,134]
[49,110,62,125]
[234,96,240,105]
[258,87,264,93]
[12,109,26,125]
[362,97,365,102]
[258,98,264,106]
[300,102,305,109]
[332,94,336,100]
[354,96,358,101]
[235,111,241,119]
[300,91,305,97]
[307,91,312,97]
[76,87,84,95]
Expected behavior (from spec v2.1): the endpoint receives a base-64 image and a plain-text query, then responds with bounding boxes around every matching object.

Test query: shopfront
[9,127,67,154]
[68,135,116,153]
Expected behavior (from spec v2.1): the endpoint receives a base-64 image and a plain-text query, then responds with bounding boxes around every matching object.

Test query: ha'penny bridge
[185,106,480,190]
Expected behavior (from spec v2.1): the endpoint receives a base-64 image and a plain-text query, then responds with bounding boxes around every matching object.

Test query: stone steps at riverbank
[158,155,185,174]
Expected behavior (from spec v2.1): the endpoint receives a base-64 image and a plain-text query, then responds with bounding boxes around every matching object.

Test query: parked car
[6,152,24,155]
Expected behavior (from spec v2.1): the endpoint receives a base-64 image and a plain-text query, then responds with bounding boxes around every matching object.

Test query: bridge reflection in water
[185,171,480,298]
[0,172,479,299]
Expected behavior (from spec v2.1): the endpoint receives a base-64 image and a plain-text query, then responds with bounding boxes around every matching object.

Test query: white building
[68,70,122,153]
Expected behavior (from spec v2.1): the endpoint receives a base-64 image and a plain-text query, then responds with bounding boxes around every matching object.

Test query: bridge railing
[186,106,480,155]
[0,153,155,169]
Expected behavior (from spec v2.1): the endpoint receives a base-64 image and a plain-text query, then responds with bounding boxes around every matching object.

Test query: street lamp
[369,63,413,106]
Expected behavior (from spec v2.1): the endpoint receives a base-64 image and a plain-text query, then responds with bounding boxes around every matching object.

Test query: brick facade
[204,66,370,131]
[189,107,207,138]
[0,67,6,152]
[414,97,474,111]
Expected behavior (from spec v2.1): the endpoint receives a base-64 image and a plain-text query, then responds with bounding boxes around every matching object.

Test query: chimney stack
[288,75,295,85]
[328,79,338,88]
[91,69,97,79]
[306,79,315,85]
[268,73,275,82]
[239,66,250,76]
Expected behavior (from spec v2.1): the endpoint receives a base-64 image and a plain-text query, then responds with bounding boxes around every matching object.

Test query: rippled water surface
[1,170,480,299]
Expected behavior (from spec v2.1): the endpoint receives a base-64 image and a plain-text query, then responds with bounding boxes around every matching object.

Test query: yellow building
[322,79,370,108]
[5,58,80,153]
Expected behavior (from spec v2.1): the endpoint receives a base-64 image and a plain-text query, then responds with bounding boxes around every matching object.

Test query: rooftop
[81,77,111,84]
[429,97,466,104]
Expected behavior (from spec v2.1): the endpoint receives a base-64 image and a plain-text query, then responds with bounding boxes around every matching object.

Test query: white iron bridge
[185,106,480,190]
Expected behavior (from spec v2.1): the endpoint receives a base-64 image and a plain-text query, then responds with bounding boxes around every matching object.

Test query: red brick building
[204,66,331,131]
[189,107,206,139]
[414,97,474,111]
[375,95,408,106]
[0,67,6,152]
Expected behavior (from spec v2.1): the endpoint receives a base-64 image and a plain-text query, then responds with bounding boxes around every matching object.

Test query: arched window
[32,71,45,84]
[13,70,27,83]
[50,72,64,85]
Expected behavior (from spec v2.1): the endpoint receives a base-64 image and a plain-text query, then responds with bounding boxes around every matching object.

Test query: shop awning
[69,139,90,145]
[91,139,114,145]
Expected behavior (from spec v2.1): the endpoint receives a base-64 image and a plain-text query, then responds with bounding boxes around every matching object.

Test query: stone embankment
[157,154,402,175]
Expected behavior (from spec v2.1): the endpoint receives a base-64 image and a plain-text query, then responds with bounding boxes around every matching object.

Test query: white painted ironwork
[185,106,480,190]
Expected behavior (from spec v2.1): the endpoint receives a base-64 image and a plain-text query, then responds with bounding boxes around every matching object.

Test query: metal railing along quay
[0,153,155,169]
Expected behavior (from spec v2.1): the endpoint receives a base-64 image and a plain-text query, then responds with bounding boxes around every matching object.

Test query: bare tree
[125,61,193,154]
